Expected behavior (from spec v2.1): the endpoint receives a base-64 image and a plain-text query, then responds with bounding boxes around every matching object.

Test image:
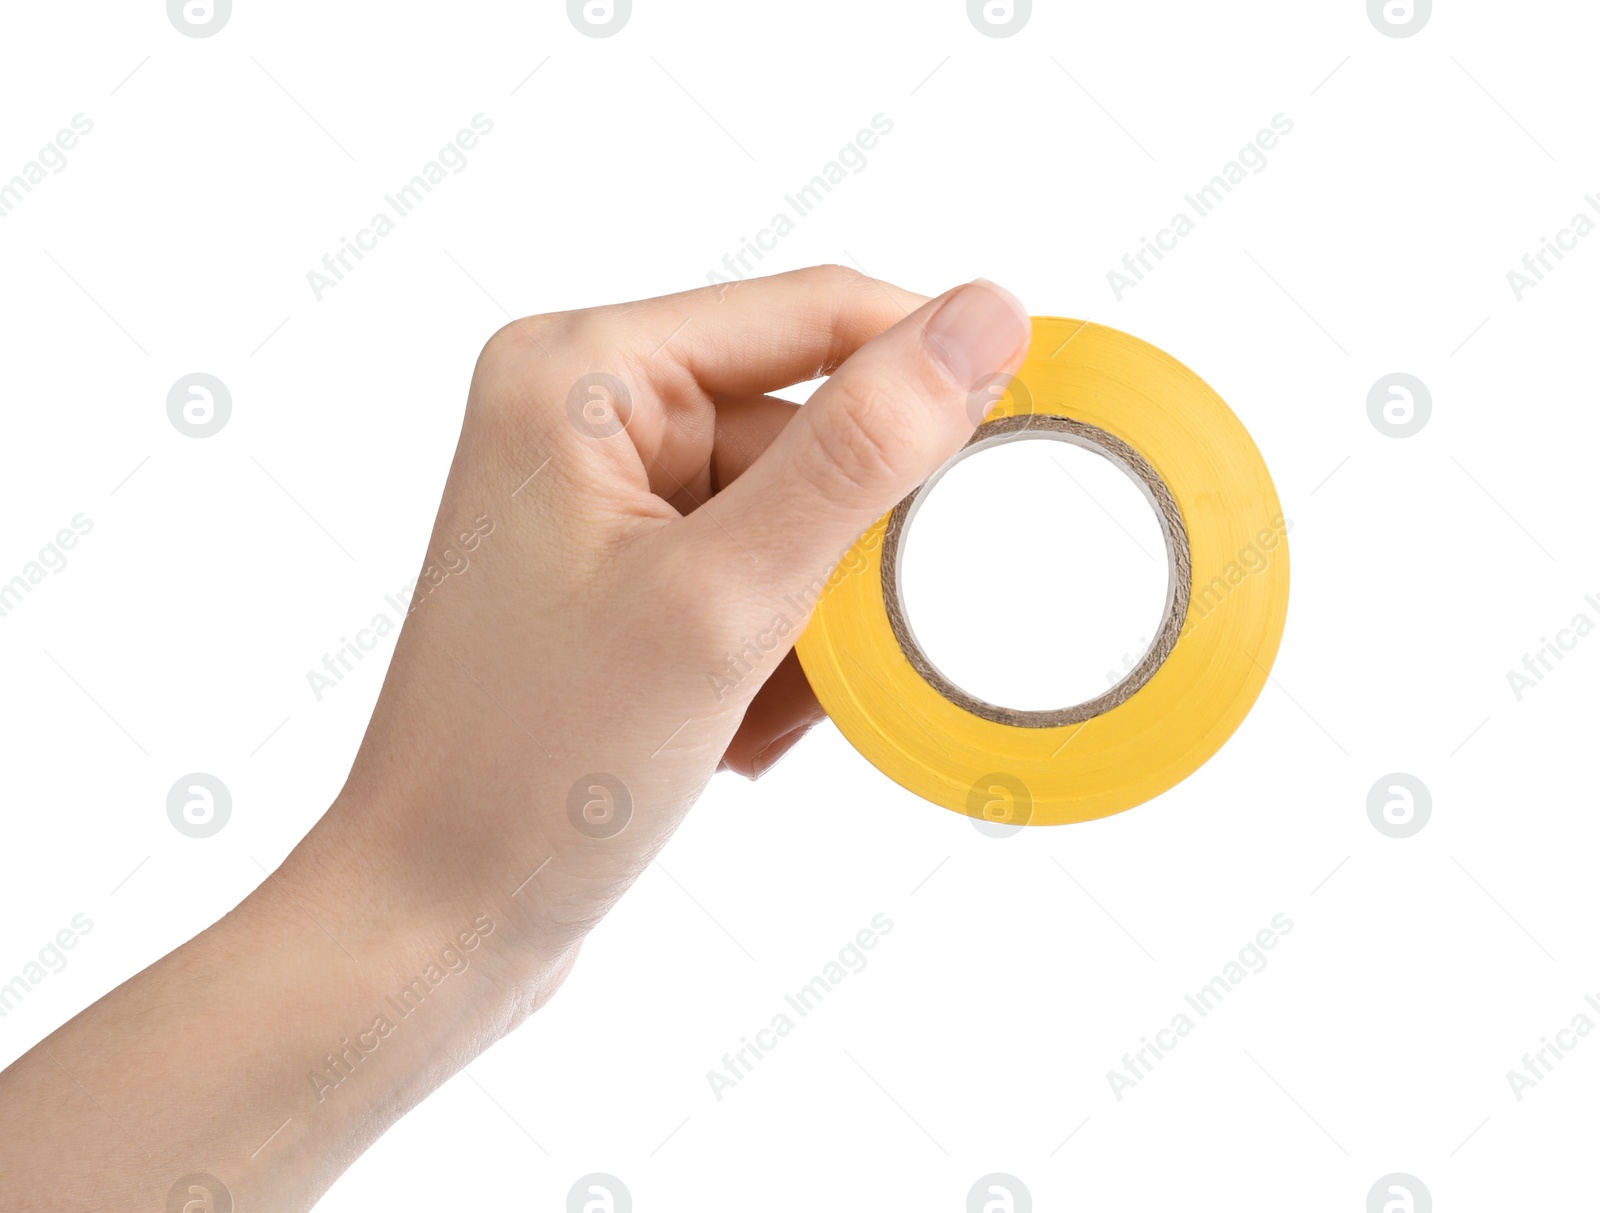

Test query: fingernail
[750,726,808,780]
[923,279,1031,390]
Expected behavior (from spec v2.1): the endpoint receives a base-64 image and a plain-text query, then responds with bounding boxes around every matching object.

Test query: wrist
[276,786,580,1044]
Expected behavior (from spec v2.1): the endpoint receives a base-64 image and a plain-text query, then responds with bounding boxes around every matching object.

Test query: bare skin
[0,266,1030,1211]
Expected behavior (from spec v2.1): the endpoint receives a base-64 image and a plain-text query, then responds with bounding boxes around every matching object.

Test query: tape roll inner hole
[883,415,1193,728]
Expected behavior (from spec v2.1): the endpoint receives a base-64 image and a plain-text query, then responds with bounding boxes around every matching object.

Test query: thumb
[697,278,1031,595]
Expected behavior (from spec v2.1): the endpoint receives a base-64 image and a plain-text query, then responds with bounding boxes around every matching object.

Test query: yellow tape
[796,318,1290,826]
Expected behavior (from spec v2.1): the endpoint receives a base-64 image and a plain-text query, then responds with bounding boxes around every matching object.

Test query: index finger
[614,264,929,399]
[564,265,930,501]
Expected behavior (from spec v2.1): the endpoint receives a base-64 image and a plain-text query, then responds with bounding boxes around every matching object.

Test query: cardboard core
[881,414,1192,728]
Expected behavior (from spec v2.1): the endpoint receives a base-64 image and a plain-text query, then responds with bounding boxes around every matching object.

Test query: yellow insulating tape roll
[795,318,1290,827]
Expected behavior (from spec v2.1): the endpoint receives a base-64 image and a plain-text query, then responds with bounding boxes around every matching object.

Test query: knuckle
[813,377,914,496]
[479,312,565,369]
[468,312,595,440]
[812,262,874,296]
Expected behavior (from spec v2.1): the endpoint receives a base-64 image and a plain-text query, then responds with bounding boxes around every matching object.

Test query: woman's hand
[323,265,1031,986]
[0,266,1029,1212]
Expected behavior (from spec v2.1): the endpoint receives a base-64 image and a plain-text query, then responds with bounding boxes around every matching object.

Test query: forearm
[0,797,557,1212]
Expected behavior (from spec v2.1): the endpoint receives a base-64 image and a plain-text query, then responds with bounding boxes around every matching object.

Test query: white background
[1,1,1596,1209]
